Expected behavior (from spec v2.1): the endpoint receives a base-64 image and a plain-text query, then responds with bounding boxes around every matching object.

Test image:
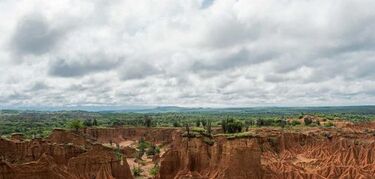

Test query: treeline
[1,110,375,138]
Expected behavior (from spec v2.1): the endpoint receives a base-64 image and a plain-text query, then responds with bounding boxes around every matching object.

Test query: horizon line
[1,104,375,112]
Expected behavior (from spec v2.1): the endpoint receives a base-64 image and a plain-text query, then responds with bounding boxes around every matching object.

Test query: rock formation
[158,136,263,179]
[83,127,178,144]
[1,123,375,179]
[0,129,134,179]
[157,124,375,179]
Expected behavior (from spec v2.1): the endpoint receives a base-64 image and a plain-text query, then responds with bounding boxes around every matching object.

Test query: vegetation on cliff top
[1,106,375,138]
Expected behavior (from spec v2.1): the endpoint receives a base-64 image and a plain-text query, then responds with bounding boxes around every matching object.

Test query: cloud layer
[1,0,375,108]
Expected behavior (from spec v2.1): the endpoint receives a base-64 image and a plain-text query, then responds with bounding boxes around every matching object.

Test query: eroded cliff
[0,129,134,179]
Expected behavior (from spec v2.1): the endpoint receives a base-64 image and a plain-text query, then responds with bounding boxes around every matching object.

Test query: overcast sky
[0,0,375,108]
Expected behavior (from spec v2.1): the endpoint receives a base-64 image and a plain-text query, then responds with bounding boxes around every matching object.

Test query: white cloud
[1,0,375,108]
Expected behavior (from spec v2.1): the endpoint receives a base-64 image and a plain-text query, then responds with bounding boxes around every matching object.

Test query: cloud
[201,0,215,9]
[29,81,49,91]
[48,56,121,77]
[0,0,375,107]
[192,48,277,73]
[119,61,160,80]
[9,13,62,56]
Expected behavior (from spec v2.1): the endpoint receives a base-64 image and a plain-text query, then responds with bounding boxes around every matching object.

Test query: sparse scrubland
[1,106,375,138]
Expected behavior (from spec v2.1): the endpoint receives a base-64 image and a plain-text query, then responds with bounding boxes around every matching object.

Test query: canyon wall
[1,125,375,179]
[158,127,375,179]
[83,127,178,144]
[0,129,134,179]
[158,136,264,179]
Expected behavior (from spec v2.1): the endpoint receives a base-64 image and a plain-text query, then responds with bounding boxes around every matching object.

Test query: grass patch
[203,137,215,146]
[324,122,335,128]
[132,166,143,176]
[191,127,206,133]
[216,132,255,139]
[149,164,159,176]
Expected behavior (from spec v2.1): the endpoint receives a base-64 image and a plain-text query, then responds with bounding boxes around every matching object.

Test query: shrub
[132,166,143,176]
[279,119,287,128]
[149,165,159,176]
[137,138,150,159]
[324,122,335,127]
[309,123,319,127]
[303,117,313,126]
[137,138,151,151]
[221,119,243,133]
[255,118,273,127]
[191,127,205,133]
[290,120,301,126]
[203,137,214,146]
[172,121,181,127]
[201,120,207,127]
[195,120,201,127]
[114,144,122,160]
[146,144,160,156]
[83,119,92,127]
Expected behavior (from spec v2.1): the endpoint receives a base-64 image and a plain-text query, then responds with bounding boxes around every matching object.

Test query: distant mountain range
[1,105,375,114]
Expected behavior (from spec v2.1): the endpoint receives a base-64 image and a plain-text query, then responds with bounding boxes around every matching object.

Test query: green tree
[201,119,207,127]
[222,118,243,133]
[144,115,152,127]
[205,119,212,135]
[68,119,83,132]
[93,119,98,126]
[173,121,181,127]
[221,119,227,133]
[195,119,201,127]
[83,119,92,127]
[185,123,190,136]
[280,116,287,128]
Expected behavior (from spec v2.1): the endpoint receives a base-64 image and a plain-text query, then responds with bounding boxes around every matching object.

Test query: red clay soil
[1,123,375,179]
[157,136,263,179]
[0,129,134,179]
[1,154,77,179]
[0,136,86,164]
[157,124,375,179]
[67,144,132,179]
[47,128,92,146]
[82,127,178,144]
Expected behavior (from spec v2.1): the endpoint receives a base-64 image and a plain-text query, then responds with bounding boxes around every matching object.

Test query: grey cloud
[192,49,276,73]
[119,62,160,80]
[201,0,215,9]
[304,55,375,83]
[202,15,260,49]
[10,13,61,56]
[49,57,121,77]
[264,74,291,83]
[1,92,30,102]
[29,81,49,91]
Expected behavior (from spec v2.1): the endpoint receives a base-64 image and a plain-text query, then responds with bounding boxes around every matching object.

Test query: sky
[0,0,375,108]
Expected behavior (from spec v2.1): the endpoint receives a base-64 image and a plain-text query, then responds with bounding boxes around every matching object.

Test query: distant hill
[2,105,375,114]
